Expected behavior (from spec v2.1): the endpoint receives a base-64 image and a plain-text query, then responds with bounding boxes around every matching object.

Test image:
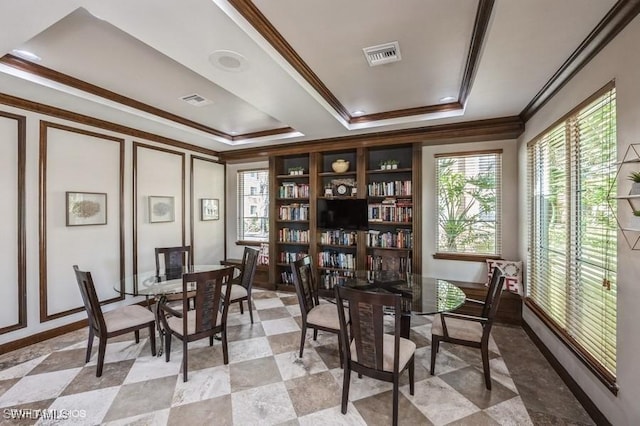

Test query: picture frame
[149,196,175,223]
[201,198,219,221]
[66,191,107,226]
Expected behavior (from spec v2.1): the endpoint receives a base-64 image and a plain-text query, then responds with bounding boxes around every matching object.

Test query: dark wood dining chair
[225,247,259,323]
[371,248,411,275]
[335,285,416,426]
[155,246,192,279]
[158,267,234,381]
[291,256,347,360]
[73,265,156,377]
[155,245,195,308]
[430,268,506,389]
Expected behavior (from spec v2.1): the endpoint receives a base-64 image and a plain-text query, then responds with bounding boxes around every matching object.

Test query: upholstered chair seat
[307,303,348,330]
[350,334,416,372]
[431,315,484,343]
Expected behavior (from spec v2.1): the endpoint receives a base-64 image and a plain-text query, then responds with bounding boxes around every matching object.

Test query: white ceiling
[0,0,618,153]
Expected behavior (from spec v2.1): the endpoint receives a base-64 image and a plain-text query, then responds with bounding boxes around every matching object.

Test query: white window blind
[435,150,502,256]
[528,84,617,389]
[237,169,269,242]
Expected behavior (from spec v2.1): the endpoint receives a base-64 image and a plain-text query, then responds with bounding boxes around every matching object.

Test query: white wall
[517,16,640,424]
[192,158,226,265]
[0,105,222,345]
[225,160,268,260]
[422,139,519,282]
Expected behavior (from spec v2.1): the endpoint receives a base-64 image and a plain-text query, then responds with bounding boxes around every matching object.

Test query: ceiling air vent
[180,93,212,107]
[362,41,401,67]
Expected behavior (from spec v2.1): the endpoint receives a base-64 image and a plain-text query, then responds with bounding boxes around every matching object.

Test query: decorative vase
[631,182,640,195]
[332,159,349,173]
[392,164,398,169]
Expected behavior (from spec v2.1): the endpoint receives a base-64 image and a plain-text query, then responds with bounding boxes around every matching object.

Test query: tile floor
[0,289,595,425]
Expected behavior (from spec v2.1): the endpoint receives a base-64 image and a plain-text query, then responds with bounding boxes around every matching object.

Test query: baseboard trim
[0,319,88,355]
[522,320,611,426]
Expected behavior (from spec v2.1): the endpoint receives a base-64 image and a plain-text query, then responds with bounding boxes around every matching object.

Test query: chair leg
[182,340,188,382]
[209,335,214,346]
[248,297,254,324]
[134,330,140,343]
[148,323,157,356]
[430,336,439,375]
[313,328,318,341]
[165,333,172,362]
[96,339,107,377]
[409,358,415,395]
[222,330,229,365]
[341,364,351,414]
[85,328,94,363]
[299,324,307,357]
[239,300,244,314]
[481,342,492,390]
[392,375,399,426]
[337,331,344,368]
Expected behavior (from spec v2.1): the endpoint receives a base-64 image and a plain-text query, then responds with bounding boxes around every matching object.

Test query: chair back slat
[483,268,505,319]
[238,247,259,290]
[73,265,107,336]
[156,246,192,279]
[336,286,401,372]
[184,267,234,334]
[291,256,318,317]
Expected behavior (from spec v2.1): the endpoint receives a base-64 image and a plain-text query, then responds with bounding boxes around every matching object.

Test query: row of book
[278,203,310,221]
[280,271,294,285]
[368,180,412,197]
[278,251,308,264]
[366,230,413,249]
[318,251,356,270]
[366,255,411,274]
[319,270,355,290]
[278,182,309,199]
[319,230,358,246]
[278,228,310,243]
[368,204,412,223]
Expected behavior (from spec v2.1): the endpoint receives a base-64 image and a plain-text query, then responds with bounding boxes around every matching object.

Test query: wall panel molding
[39,121,125,322]
[133,142,186,281]
[0,111,26,335]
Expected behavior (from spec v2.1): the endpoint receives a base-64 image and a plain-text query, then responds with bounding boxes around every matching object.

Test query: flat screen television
[317,198,368,230]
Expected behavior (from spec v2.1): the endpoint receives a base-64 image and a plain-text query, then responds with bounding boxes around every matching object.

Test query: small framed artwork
[66,192,107,226]
[149,196,175,223]
[201,198,219,221]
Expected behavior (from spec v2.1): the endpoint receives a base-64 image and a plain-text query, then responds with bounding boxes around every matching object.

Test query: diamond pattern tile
[0,289,593,425]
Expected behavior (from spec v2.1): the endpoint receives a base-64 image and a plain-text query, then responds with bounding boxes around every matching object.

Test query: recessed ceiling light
[439,96,456,103]
[352,110,366,116]
[11,49,41,61]
[209,50,248,72]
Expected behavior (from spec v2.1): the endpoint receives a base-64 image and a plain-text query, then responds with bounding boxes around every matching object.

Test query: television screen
[317,198,368,230]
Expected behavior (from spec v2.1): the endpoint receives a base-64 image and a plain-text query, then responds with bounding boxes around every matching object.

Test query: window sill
[432,253,500,262]
[235,240,266,247]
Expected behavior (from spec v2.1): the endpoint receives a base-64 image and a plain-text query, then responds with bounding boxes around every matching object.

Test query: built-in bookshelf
[269,144,421,296]
[269,154,312,292]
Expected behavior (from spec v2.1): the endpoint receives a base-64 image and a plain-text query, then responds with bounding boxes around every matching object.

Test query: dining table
[114,264,236,355]
[339,270,467,338]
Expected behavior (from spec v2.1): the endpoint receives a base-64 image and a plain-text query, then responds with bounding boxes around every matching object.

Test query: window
[237,169,269,242]
[435,150,502,257]
[528,83,617,392]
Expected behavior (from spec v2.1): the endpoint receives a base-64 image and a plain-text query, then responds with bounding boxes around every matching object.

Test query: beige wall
[0,104,223,345]
[517,15,640,424]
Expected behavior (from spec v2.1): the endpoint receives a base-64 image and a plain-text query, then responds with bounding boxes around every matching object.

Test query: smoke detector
[362,41,401,66]
[180,93,212,107]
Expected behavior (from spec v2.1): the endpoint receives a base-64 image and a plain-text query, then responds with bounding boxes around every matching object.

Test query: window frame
[434,149,503,260]
[526,81,618,394]
[236,168,269,244]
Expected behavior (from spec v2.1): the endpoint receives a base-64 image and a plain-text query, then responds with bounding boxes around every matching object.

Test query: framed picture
[66,192,107,226]
[149,196,175,223]
[201,198,219,221]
